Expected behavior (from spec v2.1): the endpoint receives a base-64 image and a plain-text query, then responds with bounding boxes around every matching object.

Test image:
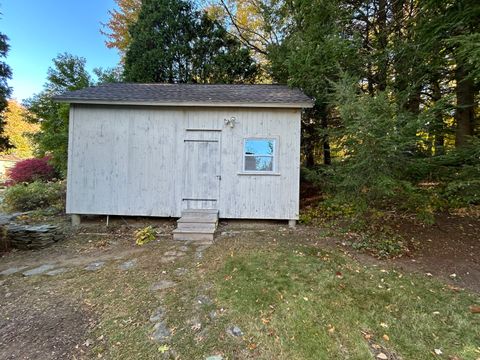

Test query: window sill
[237,172,281,176]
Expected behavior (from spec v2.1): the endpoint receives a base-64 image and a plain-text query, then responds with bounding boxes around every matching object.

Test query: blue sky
[1,0,120,102]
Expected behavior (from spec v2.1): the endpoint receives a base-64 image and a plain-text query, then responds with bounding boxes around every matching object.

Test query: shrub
[7,157,56,185]
[135,226,157,246]
[2,181,65,212]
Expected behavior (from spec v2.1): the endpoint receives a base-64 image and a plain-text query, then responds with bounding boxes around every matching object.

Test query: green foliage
[134,226,157,245]
[2,181,66,212]
[124,0,257,83]
[443,180,480,208]
[24,53,91,175]
[93,67,123,84]
[351,233,409,259]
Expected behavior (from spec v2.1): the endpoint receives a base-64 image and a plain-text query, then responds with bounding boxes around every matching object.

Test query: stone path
[22,264,56,276]
[0,240,210,279]
[85,261,105,271]
[0,237,221,357]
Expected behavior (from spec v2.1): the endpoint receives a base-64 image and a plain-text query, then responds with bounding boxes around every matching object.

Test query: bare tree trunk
[377,0,388,92]
[321,114,331,165]
[432,78,444,155]
[454,64,476,147]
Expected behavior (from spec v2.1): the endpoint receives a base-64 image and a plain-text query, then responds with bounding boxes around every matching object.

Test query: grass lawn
[1,223,479,359]
[209,239,479,359]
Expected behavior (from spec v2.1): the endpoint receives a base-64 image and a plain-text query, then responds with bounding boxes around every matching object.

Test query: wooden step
[182,209,219,215]
[176,222,217,231]
[177,216,218,223]
[172,230,215,241]
[173,209,219,242]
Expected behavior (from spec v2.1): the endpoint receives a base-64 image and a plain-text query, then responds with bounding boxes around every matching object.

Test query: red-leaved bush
[6,157,57,185]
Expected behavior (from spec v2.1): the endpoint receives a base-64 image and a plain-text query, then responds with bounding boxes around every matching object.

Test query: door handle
[216,175,222,180]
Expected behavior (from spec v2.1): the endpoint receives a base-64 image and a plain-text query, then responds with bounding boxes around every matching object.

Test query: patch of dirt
[0,280,92,360]
[390,212,480,293]
[0,216,176,271]
[300,180,323,209]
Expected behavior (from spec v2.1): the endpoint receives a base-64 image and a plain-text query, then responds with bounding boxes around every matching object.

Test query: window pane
[245,139,274,156]
[245,156,273,171]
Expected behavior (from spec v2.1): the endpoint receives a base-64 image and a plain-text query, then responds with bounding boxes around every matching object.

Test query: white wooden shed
[56,84,313,239]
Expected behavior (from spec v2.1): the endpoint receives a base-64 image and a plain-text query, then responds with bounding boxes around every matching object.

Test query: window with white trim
[243,138,276,172]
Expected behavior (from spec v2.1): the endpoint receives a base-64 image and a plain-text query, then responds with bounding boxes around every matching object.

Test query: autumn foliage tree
[1,100,39,158]
[101,0,142,60]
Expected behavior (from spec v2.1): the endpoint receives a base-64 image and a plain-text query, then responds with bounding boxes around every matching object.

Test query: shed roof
[54,83,314,108]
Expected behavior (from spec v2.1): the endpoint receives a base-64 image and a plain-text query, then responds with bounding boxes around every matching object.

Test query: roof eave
[55,99,315,109]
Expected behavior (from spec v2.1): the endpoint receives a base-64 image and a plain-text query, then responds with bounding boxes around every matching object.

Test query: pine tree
[123,0,257,83]
[0,31,13,151]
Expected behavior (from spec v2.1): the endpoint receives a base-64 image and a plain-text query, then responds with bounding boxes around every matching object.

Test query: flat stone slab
[84,261,105,271]
[151,280,176,291]
[205,356,223,360]
[227,325,243,337]
[178,245,189,252]
[22,264,56,276]
[0,266,28,276]
[151,321,171,343]
[196,245,211,252]
[159,256,177,264]
[149,306,166,323]
[6,223,62,250]
[45,268,68,276]
[163,250,185,257]
[173,267,188,276]
[119,259,137,271]
[196,295,213,306]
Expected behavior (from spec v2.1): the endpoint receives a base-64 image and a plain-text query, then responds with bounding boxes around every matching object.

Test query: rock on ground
[151,280,176,291]
[22,264,56,276]
[151,322,171,343]
[0,266,28,276]
[84,261,105,271]
[119,259,137,271]
[45,268,68,276]
[227,326,243,337]
[149,307,166,323]
[196,295,213,306]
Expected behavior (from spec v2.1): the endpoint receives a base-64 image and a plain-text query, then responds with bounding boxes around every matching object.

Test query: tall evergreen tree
[0,31,12,151]
[123,0,257,83]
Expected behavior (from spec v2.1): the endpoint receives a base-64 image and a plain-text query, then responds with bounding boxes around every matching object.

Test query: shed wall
[67,105,301,219]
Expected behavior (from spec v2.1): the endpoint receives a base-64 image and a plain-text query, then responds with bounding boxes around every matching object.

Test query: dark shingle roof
[54,83,314,108]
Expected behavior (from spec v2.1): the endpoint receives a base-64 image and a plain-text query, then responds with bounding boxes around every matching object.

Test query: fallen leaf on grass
[447,284,462,292]
[361,331,372,340]
[383,334,390,341]
[158,345,169,353]
[470,305,480,314]
[434,348,442,355]
[377,352,388,359]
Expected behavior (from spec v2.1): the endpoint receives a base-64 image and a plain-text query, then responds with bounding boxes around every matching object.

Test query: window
[243,138,276,172]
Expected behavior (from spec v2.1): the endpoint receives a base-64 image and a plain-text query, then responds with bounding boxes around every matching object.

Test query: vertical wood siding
[68,105,301,219]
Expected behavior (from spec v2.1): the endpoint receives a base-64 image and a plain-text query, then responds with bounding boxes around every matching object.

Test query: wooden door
[183,131,221,210]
